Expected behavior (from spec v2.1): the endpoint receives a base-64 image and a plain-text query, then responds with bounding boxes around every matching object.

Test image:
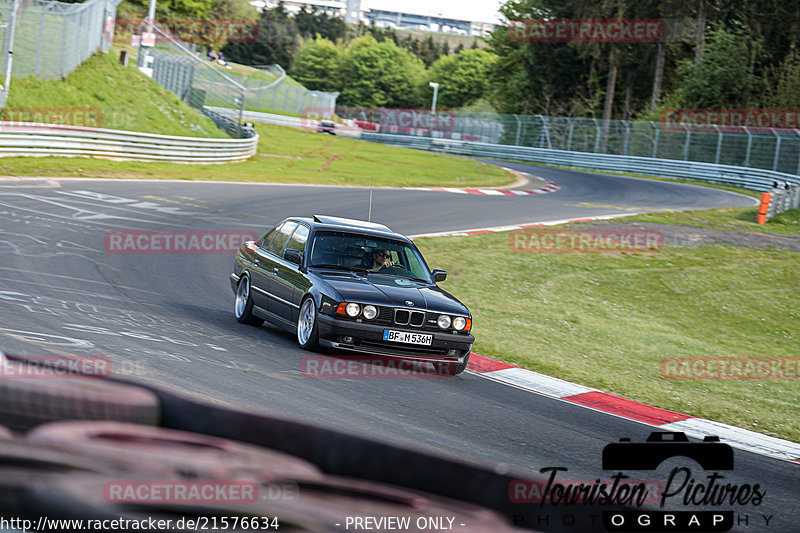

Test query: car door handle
[253,258,260,264]
[273,267,279,274]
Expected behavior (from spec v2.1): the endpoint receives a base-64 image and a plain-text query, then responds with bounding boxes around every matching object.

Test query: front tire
[234,275,263,326]
[297,297,319,351]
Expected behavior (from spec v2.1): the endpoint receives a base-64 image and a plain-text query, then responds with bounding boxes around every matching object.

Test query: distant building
[344,0,361,24]
[249,0,499,36]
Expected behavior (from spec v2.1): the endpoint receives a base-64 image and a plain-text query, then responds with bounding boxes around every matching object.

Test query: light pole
[429,81,439,115]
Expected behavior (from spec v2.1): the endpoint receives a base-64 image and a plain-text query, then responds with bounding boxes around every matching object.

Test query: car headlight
[363,305,378,320]
[437,315,452,329]
[345,303,361,317]
[453,316,468,331]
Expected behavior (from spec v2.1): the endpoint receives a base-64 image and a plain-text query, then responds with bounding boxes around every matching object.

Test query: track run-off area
[0,162,795,533]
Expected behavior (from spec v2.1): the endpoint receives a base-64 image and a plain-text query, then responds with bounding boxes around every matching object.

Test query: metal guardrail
[205,106,362,137]
[361,132,800,192]
[201,107,256,139]
[206,107,306,128]
[0,122,258,162]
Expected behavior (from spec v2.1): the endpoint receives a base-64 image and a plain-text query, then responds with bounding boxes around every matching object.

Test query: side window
[286,224,309,253]
[267,221,298,256]
[259,223,282,249]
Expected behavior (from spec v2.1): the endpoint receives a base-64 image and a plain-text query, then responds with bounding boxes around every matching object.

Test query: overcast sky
[363,0,505,24]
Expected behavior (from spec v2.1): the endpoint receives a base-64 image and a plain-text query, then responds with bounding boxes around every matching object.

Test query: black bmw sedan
[230,215,474,374]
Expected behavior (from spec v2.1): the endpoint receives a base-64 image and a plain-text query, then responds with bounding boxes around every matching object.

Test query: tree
[766,51,800,107]
[222,4,300,68]
[337,36,425,107]
[675,27,764,108]
[291,37,343,92]
[419,49,496,108]
[484,0,592,115]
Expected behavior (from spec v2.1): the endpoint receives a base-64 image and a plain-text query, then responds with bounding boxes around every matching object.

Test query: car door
[272,223,311,325]
[262,221,298,322]
[249,223,283,313]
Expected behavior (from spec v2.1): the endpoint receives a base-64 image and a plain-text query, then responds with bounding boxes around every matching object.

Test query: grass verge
[4,51,226,138]
[0,123,513,187]
[622,206,800,236]
[416,212,800,442]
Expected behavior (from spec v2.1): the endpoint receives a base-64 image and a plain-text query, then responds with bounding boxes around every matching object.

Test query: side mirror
[284,249,303,266]
[431,269,447,282]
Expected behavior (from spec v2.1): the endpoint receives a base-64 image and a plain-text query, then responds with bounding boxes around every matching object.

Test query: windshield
[309,231,432,283]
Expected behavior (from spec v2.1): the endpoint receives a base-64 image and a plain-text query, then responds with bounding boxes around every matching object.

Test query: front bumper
[317,314,473,363]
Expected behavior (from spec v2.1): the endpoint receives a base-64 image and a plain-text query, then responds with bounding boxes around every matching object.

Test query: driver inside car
[362,248,396,272]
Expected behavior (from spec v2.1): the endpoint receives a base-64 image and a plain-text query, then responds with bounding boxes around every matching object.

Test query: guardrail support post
[514,114,521,146]
[714,126,722,164]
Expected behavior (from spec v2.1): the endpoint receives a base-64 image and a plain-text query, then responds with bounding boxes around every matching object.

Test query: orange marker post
[757,192,771,224]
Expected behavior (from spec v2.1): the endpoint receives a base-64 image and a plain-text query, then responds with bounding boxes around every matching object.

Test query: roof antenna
[368,176,373,222]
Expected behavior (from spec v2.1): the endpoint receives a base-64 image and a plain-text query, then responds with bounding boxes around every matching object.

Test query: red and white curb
[466,353,800,463]
[405,175,560,196]
[409,212,640,239]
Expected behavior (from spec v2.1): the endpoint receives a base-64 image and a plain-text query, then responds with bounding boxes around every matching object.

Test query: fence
[337,108,800,176]
[0,121,258,162]
[131,22,338,120]
[0,0,121,85]
[360,132,800,192]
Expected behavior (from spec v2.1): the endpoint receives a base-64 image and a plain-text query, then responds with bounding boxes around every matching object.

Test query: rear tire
[234,275,263,326]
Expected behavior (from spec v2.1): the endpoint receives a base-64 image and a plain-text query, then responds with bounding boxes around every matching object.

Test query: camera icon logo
[603,431,733,471]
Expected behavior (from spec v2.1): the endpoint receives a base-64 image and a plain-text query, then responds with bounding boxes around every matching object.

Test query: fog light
[447,349,458,356]
[343,336,354,344]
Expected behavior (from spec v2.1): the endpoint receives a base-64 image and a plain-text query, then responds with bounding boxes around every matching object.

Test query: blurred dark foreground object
[0,352,630,531]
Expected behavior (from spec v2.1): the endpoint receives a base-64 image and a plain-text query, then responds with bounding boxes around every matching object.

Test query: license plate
[383,329,433,346]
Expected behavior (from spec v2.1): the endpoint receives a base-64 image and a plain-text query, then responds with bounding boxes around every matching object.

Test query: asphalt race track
[0,162,795,532]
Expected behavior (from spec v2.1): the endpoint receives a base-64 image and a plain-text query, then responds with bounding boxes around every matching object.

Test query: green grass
[5,51,227,138]
[622,206,800,236]
[417,216,800,442]
[0,123,513,187]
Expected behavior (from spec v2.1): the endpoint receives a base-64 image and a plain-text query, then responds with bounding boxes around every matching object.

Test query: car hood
[314,271,469,316]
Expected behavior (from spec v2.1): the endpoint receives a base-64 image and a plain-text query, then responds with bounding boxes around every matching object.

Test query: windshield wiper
[310,264,369,273]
